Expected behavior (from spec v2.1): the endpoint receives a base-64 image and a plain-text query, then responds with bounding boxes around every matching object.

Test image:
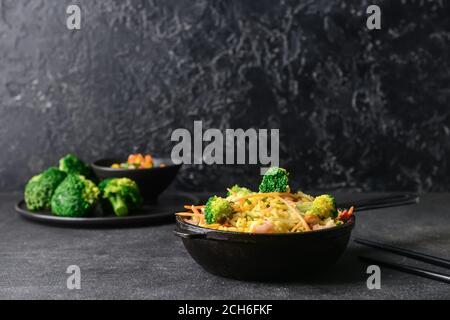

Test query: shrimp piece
[312,219,336,230]
[251,221,274,233]
[304,214,320,226]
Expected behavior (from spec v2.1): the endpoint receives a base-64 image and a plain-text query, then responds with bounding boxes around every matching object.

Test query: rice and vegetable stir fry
[176,167,354,233]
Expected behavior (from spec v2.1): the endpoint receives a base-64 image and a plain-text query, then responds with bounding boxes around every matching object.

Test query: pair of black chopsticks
[355,238,450,284]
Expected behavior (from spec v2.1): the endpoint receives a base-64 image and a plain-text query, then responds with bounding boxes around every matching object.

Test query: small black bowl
[174,216,355,280]
[92,158,181,203]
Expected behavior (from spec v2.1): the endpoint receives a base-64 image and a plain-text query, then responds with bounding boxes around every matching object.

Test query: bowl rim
[92,157,181,173]
[175,215,355,239]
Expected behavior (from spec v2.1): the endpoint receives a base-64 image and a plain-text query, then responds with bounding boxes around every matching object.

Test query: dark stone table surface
[0,192,449,300]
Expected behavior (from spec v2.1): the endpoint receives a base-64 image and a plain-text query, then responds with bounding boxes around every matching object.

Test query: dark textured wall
[0,0,449,192]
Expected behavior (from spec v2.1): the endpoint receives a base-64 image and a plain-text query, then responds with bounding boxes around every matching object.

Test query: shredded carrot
[191,205,200,215]
[175,212,197,217]
[348,206,354,216]
[184,205,204,210]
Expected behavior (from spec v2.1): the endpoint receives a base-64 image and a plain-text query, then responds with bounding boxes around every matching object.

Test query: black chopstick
[359,256,450,284]
[353,197,419,212]
[355,238,450,269]
[338,193,419,212]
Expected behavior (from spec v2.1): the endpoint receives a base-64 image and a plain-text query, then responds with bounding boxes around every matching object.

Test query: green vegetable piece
[98,178,142,217]
[308,194,338,219]
[297,194,338,219]
[24,167,67,211]
[59,154,95,180]
[295,201,313,213]
[204,196,234,224]
[227,185,253,197]
[258,167,289,193]
[51,174,99,217]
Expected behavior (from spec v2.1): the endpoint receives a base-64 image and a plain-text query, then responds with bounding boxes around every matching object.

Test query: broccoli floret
[296,194,337,219]
[227,185,253,197]
[258,167,289,193]
[59,154,95,181]
[226,185,254,203]
[98,178,142,217]
[24,167,67,211]
[51,174,99,217]
[204,196,234,224]
[312,195,338,218]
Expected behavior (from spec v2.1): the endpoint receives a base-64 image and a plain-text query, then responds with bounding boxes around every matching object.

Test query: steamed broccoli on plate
[258,167,289,193]
[59,154,95,181]
[24,167,67,211]
[99,178,142,217]
[22,154,145,218]
[51,174,100,217]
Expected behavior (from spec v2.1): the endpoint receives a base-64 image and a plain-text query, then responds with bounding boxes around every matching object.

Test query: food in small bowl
[92,155,181,203]
[24,154,143,218]
[111,153,166,170]
[174,167,355,280]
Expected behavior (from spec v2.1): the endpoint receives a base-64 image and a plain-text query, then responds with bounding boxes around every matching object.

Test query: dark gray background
[0,0,449,192]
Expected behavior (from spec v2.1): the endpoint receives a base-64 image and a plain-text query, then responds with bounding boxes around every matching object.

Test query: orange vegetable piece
[135,154,144,164]
[125,153,155,169]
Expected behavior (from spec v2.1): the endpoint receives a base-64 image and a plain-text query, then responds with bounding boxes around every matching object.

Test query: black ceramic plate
[16,192,199,228]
